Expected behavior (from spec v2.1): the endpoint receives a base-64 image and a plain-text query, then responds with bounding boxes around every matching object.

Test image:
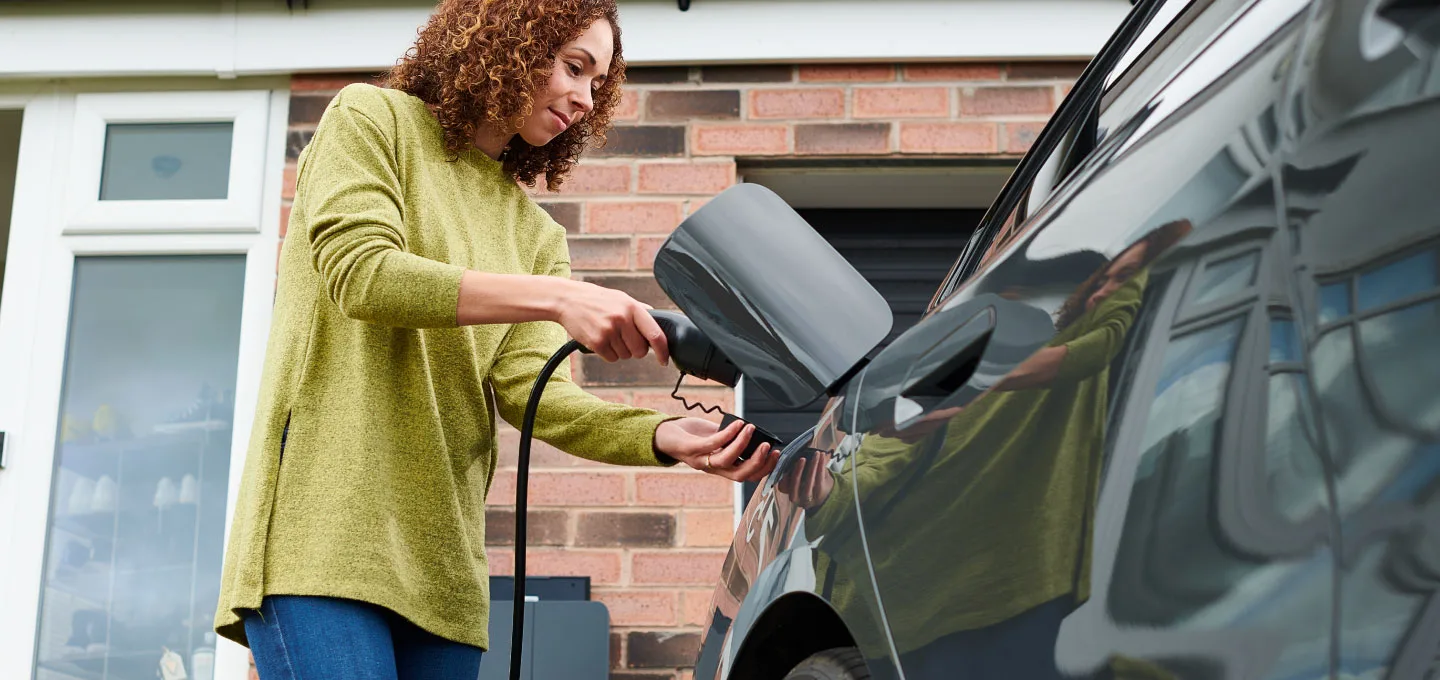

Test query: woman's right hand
[554,279,671,365]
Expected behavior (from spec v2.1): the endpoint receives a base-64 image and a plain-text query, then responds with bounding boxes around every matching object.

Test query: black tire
[783,647,872,680]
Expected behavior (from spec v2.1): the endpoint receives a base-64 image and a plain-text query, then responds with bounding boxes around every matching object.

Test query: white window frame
[0,84,286,680]
[65,90,270,234]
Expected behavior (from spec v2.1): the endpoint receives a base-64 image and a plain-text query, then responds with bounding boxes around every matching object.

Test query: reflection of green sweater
[214,84,673,650]
[809,272,1146,655]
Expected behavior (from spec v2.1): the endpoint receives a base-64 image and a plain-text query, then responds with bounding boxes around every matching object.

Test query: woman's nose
[571,87,594,116]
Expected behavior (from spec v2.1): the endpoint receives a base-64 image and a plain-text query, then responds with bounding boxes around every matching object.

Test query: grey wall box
[479,601,611,680]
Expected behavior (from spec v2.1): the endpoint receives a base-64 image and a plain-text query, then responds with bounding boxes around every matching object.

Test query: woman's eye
[568,63,582,76]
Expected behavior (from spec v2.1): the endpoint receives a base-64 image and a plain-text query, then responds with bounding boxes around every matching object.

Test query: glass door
[35,256,245,680]
[0,88,283,680]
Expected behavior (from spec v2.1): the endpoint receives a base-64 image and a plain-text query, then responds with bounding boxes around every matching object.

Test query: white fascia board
[0,0,1131,79]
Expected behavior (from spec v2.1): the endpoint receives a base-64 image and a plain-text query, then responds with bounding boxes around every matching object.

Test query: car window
[1100,0,1268,140]
[931,0,1172,308]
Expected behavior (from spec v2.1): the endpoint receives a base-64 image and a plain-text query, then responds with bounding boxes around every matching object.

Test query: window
[65,91,269,233]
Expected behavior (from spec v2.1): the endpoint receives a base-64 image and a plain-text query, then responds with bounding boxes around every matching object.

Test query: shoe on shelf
[154,477,178,509]
[179,474,198,505]
[91,475,117,514]
[92,404,130,441]
[153,383,231,434]
[67,476,96,517]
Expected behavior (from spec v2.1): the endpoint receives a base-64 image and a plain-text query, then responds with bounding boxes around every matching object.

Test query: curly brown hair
[385,0,626,191]
[1053,218,1193,330]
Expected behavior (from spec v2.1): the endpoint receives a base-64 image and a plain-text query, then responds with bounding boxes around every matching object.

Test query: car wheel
[783,647,871,680]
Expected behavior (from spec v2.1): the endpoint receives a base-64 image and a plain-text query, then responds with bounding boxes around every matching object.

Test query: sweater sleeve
[1054,269,1148,383]
[489,247,680,467]
[300,87,466,328]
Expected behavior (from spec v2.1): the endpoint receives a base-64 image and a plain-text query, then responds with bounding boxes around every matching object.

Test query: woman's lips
[550,109,569,131]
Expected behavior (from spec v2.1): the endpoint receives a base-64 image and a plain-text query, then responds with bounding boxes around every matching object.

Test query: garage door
[741,208,979,486]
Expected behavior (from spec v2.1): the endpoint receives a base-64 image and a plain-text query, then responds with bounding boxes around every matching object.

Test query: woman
[214,2,778,678]
[785,220,1191,678]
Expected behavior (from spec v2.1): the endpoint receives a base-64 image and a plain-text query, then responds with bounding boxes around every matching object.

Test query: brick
[579,356,681,387]
[594,590,679,626]
[545,163,631,195]
[575,512,676,547]
[1004,122,1046,154]
[635,236,668,270]
[627,631,703,668]
[281,163,297,199]
[635,473,733,506]
[749,89,844,119]
[626,67,692,84]
[646,90,740,120]
[900,122,998,154]
[684,198,711,216]
[633,551,726,585]
[484,508,567,546]
[799,64,894,82]
[960,86,1054,116]
[529,472,627,506]
[611,632,624,669]
[632,388,733,424]
[903,63,1004,81]
[638,162,735,195]
[288,93,333,125]
[615,89,640,121]
[567,236,631,270]
[278,204,291,238]
[795,123,891,155]
[587,201,684,234]
[286,129,313,160]
[1008,61,1087,80]
[526,549,623,585]
[680,590,714,627]
[290,73,381,91]
[853,87,949,119]
[488,470,517,505]
[611,674,675,680]
[538,201,582,233]
[683,510,735,548]
[692,125,789,156]
[579,274,676,309]
[488,548,515,575]
[702,65,793,83]
[594,126,687,157]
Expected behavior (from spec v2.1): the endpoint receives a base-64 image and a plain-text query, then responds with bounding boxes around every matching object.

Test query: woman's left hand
[655,418,780,483]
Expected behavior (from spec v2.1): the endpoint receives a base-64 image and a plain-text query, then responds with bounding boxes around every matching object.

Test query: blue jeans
[244,596,484,680]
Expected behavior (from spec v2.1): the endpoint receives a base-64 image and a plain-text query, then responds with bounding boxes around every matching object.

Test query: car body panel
[688,0,1440,678]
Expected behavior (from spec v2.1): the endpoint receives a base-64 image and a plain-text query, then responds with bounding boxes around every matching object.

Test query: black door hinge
[678,0,691,10]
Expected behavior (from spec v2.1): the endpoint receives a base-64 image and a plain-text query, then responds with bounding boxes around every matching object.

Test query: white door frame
[0,84,286,680]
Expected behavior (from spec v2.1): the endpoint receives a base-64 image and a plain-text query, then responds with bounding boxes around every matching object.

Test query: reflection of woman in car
[785,219,1191,678]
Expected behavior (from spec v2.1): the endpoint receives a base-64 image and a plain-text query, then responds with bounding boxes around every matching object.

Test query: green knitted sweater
[214,83,674,650]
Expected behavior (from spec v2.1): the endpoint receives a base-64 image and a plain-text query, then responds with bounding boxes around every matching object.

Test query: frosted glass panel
[99,123,232,201]
[34,256,244,680]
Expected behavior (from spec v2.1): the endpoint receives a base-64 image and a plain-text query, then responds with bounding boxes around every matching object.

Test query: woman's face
[514,18,614,148]
[1086,243,1148,313]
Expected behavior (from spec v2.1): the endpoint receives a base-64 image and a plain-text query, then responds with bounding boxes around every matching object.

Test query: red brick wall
[278,61,1077,679]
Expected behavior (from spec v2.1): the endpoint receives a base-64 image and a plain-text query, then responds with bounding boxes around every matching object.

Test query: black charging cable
[510,339,584,680]
[508,311,750,680]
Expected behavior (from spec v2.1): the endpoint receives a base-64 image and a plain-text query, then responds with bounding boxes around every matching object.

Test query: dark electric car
[649,0,1440,677]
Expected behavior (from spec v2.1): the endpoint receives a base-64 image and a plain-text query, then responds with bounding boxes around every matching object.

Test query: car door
[1276,0,1440,676]
[830,0,1337,678]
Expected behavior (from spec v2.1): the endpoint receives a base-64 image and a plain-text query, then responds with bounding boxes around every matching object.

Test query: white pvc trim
[0,0,1131,79]
[65,90,270,234]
